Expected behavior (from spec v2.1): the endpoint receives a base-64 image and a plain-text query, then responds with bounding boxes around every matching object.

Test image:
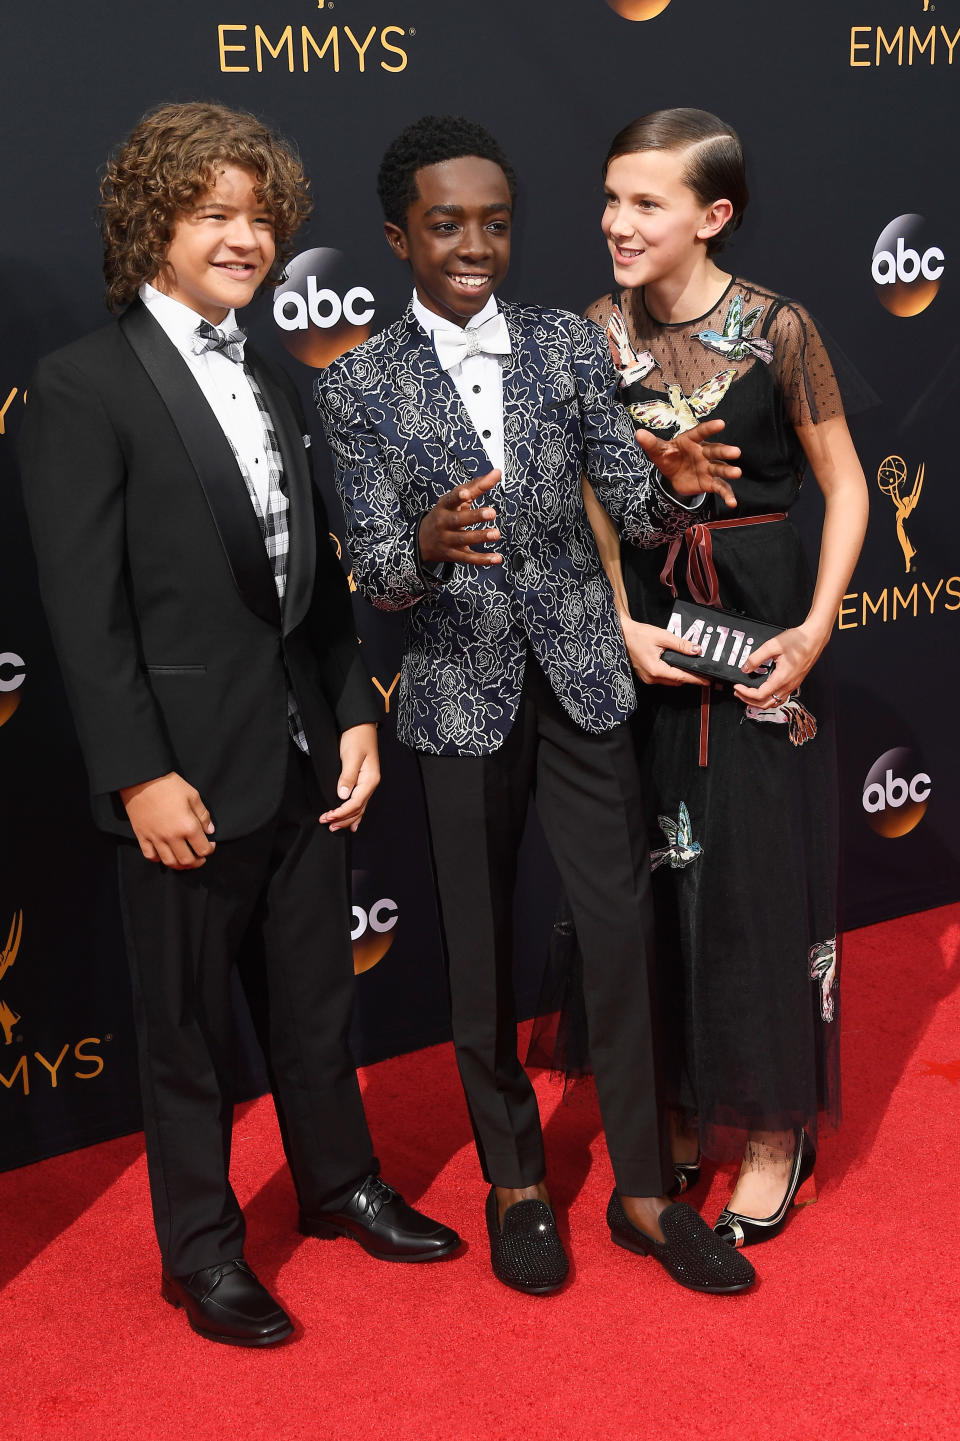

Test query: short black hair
[377,115,517,229]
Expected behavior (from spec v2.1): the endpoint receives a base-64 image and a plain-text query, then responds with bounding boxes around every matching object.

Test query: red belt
[658,513,787,768]
[660,512,787,607]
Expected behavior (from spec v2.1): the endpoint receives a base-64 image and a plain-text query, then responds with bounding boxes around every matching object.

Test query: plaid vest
[229,369,309,754]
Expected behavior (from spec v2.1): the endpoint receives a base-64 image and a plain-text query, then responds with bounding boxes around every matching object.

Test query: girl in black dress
[583,109,868,1246]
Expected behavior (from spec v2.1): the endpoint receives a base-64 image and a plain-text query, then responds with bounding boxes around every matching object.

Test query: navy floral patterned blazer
[315,301,701,756]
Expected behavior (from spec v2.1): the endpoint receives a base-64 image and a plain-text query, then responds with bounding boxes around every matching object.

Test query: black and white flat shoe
[713,1130,817,1248]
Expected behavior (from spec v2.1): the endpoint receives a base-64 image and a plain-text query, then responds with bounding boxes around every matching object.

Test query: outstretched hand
[418,469,503,567]
[637,418,741,510]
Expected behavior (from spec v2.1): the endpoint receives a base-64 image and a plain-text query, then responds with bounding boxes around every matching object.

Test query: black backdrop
[3,0,958,1169]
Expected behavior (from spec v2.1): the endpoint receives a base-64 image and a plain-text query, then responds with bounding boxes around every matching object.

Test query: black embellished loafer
[607,1192,755,1295]
[161,1258,293,1346]
[485,1186,569,1296]
[299,1175,461,1262]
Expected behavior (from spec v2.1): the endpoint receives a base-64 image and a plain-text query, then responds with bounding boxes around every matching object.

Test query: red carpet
[2,904,959,1440]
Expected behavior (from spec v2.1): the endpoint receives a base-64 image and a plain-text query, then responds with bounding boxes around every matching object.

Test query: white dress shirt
[139,283,273,512]
[411,291,506,475]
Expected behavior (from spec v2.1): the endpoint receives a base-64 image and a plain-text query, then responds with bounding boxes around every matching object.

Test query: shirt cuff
[414,513,452,588]
[653,470,708,511]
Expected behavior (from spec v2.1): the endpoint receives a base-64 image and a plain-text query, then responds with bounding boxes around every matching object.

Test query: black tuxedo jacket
[19,299,376,841]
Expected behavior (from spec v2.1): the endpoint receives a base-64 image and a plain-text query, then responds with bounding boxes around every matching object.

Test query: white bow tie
[432,312,511,372]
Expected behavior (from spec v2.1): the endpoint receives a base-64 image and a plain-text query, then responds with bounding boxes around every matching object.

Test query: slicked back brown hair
[100,101,312,311]
[604,108,748,256]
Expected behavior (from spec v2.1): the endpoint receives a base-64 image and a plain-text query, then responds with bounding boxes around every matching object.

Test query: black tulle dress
[535,278,844,1162]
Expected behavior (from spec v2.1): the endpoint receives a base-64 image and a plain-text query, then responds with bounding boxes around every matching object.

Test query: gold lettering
[945,577,960,611]
[344,24,377,71]
[303,24,339,71]
[838,593,858,630]
[74,1038,104,1080]
[34,1043,70,1088]
[921,579,943,611]
[0,387,17,436]
[218,24,250,72]
[850,26,871,66]
[893,584,918,618]
[255,25,294,72]
[863,589,888,624]
[0,1054,28,1095]
[380,25,409,73]
[371,673,401,713]
[877,25,904,65]
[909,25,936,64]
[941,26,960,63]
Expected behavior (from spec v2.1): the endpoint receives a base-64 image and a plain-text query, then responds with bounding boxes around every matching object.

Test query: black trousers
[117,744,376,1275]
[418,659,672,1198]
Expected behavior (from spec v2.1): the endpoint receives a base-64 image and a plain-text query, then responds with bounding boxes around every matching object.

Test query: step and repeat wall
[2,0,957,1168]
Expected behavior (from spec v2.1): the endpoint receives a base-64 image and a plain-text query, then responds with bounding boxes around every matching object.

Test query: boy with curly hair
[19,102,459,1347]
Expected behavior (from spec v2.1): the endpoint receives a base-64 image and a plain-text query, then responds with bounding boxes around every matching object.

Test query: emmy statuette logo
[877,456,924,573]
[0,911,23,1047]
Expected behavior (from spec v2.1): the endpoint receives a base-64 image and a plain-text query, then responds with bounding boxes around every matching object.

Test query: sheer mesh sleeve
[767,302,845,428]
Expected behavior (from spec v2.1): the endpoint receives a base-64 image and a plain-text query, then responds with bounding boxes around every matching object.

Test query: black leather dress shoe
[299,1175,461,1262]
[485,1186,569,1296]
[161,1258,293,1346]
[607,1191,756,1295]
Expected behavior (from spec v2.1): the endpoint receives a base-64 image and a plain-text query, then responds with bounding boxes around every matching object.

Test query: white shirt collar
[139,282,238,355]
[411,289,499,337]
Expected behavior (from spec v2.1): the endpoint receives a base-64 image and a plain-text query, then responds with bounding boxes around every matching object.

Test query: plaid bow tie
[192,318,247,364]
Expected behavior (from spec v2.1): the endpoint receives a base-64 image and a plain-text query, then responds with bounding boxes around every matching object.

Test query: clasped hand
[733,623,825,707]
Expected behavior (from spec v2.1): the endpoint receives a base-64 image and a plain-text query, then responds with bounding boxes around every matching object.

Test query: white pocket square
[302,434,312,448]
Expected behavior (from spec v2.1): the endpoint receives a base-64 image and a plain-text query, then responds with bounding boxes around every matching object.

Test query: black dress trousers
[417,657,672,1198]
[117,744,376,1276]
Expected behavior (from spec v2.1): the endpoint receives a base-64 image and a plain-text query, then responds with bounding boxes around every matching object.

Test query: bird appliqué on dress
[605,306,659,387]
[809,938,838,1022]
[691,293,774,365]
[743,692,818,747]
[628,369,736,436]
[650,802,703,871]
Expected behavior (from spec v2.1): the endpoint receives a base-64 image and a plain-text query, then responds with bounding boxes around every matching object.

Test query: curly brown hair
[100,101,312,311]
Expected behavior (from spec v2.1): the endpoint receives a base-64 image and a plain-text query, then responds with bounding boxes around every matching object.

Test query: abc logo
[605,0,672,16]
[862,747,931,837]
[871,215,944,316]
[273,248,375,368]
[0,651,25,727]
[351,870,398,974]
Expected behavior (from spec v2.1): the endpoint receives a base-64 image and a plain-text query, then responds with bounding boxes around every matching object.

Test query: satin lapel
[397,309,493,482]
[245,349,316,637]
[119,301,280,628]
[500,304,539,478]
